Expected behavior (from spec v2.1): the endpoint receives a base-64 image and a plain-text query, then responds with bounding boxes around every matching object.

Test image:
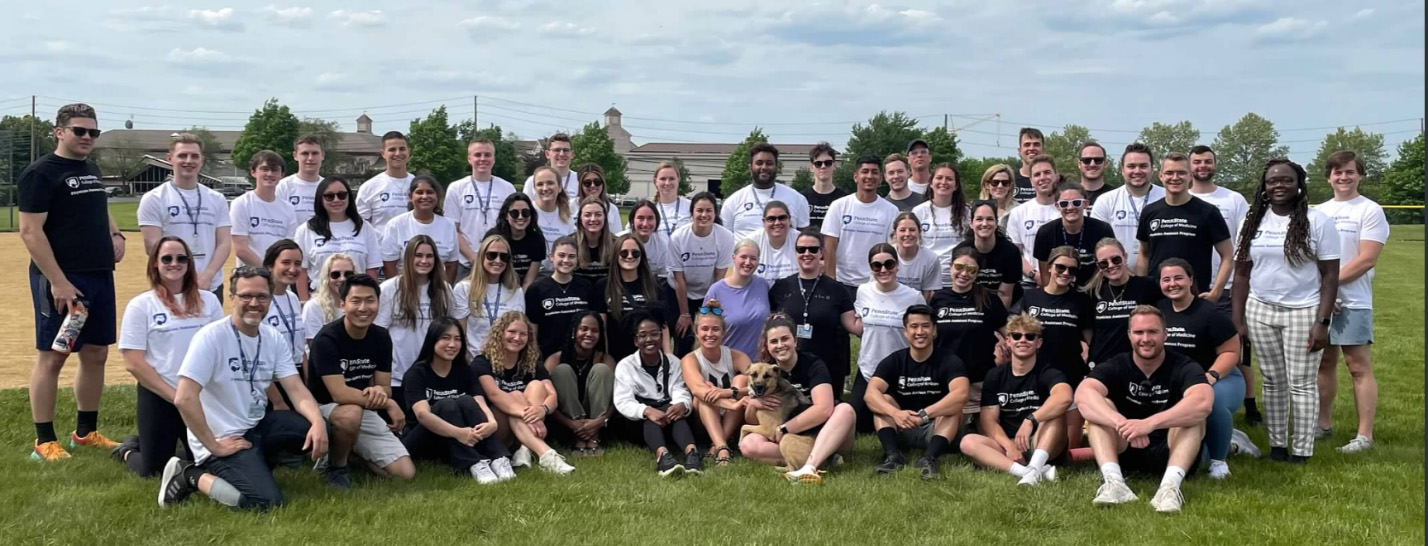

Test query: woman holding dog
[679,299,751,467]
[739,315,856,485]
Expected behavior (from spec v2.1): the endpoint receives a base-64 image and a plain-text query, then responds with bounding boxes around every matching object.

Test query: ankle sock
[76,410,98,437]
[35,422,57,444]
[1009,462,1029,476]
[1029,449,1049,469]
[1100,462,1124,483]
[1161,465,1186,489]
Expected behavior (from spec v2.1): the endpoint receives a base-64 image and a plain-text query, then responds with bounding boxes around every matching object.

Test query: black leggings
[849,373,874,434]
[634,405,695,454]
[130,385,193,477]
[402,396,509,472]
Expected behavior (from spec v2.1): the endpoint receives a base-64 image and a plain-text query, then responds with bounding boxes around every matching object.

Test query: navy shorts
[31,270,116,351]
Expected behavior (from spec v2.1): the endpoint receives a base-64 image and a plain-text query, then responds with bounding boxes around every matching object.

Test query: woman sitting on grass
[473,310,576,475]
[544,311,617,456]
[679,299,751,467]
[614,310,702,477]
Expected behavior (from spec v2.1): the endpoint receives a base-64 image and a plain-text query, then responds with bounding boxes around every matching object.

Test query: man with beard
[1091,143,1165,273]
[906,139,933,195]
[721,143,810,240]
[1076,141,1115,212]
[1012,128,1044,203]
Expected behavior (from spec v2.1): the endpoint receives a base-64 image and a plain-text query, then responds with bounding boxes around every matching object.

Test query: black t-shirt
[486,228,546,282]
[574,240,609,283]
[872,347,966,411]
[1088,276,1163,366]
[1084,183,1115,209]
[402,361,484,408]
[1136,197,1230,294]
[1010,289,1094,384]
[927,287,1008,383]
[525,275,605,358]
[1159,298,1237,372]
[769,274,855,378]
[596,275,660,361]
[981,363,1069,437]
[953,237,1022,292]
[784,351,833,422]
[801,187,848,232]
[1088,351,1207,421]
[18,154,113,274]
[472,354,552,394]
[1032,218,1117,286]
[1013,171,1036,202]
[307,321,395,405]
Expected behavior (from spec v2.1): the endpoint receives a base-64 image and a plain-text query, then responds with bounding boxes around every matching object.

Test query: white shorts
[320,403,409,468]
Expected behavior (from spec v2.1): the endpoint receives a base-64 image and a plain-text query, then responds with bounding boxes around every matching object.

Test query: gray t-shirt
[888,192,925,212]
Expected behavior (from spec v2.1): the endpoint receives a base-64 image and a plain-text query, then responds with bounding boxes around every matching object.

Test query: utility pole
[29,95,36,166]
[474,95,479,128]
[944,114,949,133]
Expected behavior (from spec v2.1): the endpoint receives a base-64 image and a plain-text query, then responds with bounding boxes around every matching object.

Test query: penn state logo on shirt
[757,264,767,274]
[152,313,168,326]
[1253,230,1263,240]
[921,222,931,232]
[289,195,300,205]
[1116,210,1127,220]
[249,217,261,228]
[267,316,280,327]
[1149,219,1161,231]
[314,237,328,247]
[168,206,181,217]
[997,393,1010,406]
[1027,306,1042,317]
[338,359,349,371]
[542,298,555,310]
[464,194,475,204]
[842,214,853,225]
[1128,381,1143,397]
[1096,301,1109,314]
[897,376,907,389]
[380,192,390,202]
[680,252,691,262]
[938,307,951,318]
[859,307,870,317]
[227,357,242,372]
[743,202,754,211]
[1024,220,1035,230]
[65,177,81,189]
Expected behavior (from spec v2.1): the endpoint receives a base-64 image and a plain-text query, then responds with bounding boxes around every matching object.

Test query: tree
[571,121,630,196]
[1380,133,1424,224]
[298,118,350,175]
[183,126,224,177]
[92,137,149,183]
[957,155,1020,199]
[719,128,774,197]
[1137,121,1201,165]
[670,156,694,195]
[457,121,523,183]
[789,167,814,191]
[232,99,302,175]
[833,111,924,193]
[406,106,466,184]
[1305,127,1388,202]
[1042,124,1093,181]
[0,115,56,185]
[922,126,962,167]
[1211,113,1289,191]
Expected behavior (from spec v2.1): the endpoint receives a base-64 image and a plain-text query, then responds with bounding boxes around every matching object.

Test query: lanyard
[171,182,202,238]
[273,293,297,354]
[231,324,263,398]
[1126,190,1150,223]
[471,178,495,222]
[798,276,820,322]
[484,285,503,326]
[751,185,776,209]
[658,199,677,236]
[1062,223,1084,252]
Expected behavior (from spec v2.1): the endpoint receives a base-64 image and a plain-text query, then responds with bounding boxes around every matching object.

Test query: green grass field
[0,201,141,232]
[0,228,1422,546]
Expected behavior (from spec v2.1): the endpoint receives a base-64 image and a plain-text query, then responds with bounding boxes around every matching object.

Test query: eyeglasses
[549,148,573,156]
[698,306,724,316]
[234,293,272,303]
[1096,255,1124,270]
[619,249,643,260]
[1079,157,1106,165]
[507,208,533,219]
[985,178,1011,187]
[764,214,789,223]
[485,251,510,263]
[1057,199,1085,209]
[795,245,821,254]
[582,178,604,188]
[908,149,931,157]
[63,126,102,139]
[158,254,190,265]
[1008,332,1040,341]
[812,160,835,168]
[869,258,898,272]
[1265,177,1297,187]
[1052,263,1078,274]
[322,191,349,202]
[952,262,979,274]
[329,270,354,280]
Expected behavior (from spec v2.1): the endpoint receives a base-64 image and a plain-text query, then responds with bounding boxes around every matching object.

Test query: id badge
[796,323,813,339]
[249,400,266,419]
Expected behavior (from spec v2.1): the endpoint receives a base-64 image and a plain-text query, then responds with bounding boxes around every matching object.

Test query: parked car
[220,186,246,198]
[104,187,119,197]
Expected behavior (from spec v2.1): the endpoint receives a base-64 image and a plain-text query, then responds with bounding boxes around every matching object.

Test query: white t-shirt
[912,201,969,286]
[1090,184,1166,273]
[229,191,298,266]
[535,205,577,271]
[821,195,900,285]
[119,290,224,387]
[178,320,298,463]
[444,176,517,266]
[854,283,926,379]
[137,182,232,291]
[570,195,622,233]
[1005,199,1061,273]
[523,170,579,201]
[1190,185,1250,289]
[1246,208,1341,308]
[264,291,305,365]
[897,248,943,292]
[908,180,929,196]
[381,211,461,267]
[1314,195,1389,310]
[355,172,414,236]
[720,183,811,240]
[301,299,342,342]
[748,229,797,284]
[276,175,323,227]
[651,197,693,238]
[617,229,679,282]
[452,280,526,358]
[670,224,735,300]
[376,278,454,385]
[293,219,383,290]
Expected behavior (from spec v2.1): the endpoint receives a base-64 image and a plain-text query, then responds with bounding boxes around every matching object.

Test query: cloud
[459,16,520,31]
[167,47,232,63]
[1353,8,1375,19]
[330,9,384,27]
[1255,16,1327,41]
[188,8,243,31]
[541,21,596,35]
[181,85,205,96]
[263,5,313,26]
[314,72,358,91]
[44,40,73,53]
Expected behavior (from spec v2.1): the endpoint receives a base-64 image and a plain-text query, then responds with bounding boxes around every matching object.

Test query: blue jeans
[1205,367,1246,461]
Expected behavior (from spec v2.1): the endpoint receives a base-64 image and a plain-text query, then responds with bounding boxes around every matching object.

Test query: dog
[739,362,815,470]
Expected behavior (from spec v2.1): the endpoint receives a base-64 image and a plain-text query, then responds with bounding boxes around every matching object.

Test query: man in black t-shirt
[307,275,412,486]
[21,103,128,460]
[1076,141,1115,214]
[1076,306,1212,513]
[1135,153,1232,298]
[864,305,969,479]
[1032,181,1116,286]
[961,314,1072,486]
[800,143,847,231]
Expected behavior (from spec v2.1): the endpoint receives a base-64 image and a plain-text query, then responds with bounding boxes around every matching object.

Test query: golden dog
[740,363,815,470]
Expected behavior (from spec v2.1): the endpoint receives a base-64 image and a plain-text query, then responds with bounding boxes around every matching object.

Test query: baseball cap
[907,139,929,153]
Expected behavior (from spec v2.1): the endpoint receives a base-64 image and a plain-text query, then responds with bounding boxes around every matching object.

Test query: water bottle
[50,298,89,355]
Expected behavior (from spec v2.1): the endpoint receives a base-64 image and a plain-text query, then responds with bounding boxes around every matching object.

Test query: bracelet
[111,232,125,240]
[1027,415,1040,433]
[541,403,552,416]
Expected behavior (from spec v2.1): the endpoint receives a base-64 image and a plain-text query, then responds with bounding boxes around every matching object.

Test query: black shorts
[31,270,116,351]
[1120,435,1200,476]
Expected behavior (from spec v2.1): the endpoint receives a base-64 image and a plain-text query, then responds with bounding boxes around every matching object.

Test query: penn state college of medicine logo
[859,307,870,317]
[153,313,168,326]
[1027,306,1042,317]
[744,202,754,211]
[842,215,853,225]
[1024,220,1035,230]
[168,206,181,217]
[921,222,931,232]
[680,252,691,262]
[1096,301,1109,314]
[1116,210,1127,220]
[65,177,81,189]
[249,217,261,228]
[938,307,951,317]
[997,393,1010,406]
[314,237,327,247]
[1149,219,1161,231]
[267,316,280,326]
[338,359,349,371]
[227,357,241,372]
[542,299,555,310]
[464,194,475,204]
[289,195,300,205]
[380,193,390,202]
[757,264,767,274]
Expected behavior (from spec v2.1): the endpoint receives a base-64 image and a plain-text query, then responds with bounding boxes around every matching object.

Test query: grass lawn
[0,201,141,232]
[0,228,1422,545]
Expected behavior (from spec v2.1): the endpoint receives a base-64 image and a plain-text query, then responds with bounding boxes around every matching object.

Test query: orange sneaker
[69,431,120,450]
[31,440,72,462]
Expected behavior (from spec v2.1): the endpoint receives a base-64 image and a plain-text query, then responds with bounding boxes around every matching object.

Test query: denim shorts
[1329,308,1374,346]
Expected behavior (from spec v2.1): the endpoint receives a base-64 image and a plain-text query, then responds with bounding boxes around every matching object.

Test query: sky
[1,0,1423,162]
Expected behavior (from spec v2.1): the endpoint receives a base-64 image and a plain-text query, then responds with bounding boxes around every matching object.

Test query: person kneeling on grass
[960,313,1070,486]
[864,304,968,480]
[1076,305,1212,514]
[307,273,415,487]
[614,310,703,477]
[161,267,329,510]
[402,318,515,484]
[473,310,575,475]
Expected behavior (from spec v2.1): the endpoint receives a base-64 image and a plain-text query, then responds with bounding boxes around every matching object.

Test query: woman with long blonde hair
[301,252,356,343]
[454,234,524,356]
[531,166,575,271]
[979,164,1017,230]
[473,310,575,475]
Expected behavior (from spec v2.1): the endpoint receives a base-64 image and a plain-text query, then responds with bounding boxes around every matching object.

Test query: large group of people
[19,105,1391,514]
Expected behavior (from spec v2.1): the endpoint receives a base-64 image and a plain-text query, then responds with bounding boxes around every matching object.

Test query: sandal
[713,445,732,466]
[587,440,605,457]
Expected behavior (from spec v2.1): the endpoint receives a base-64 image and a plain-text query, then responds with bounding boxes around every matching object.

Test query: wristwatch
[1317,316,1331,326]
[917,409,930,422]
[1027,415,1040,433]
[778,424,789,436]
[730,387,741,400]
[1208,370,1221,381]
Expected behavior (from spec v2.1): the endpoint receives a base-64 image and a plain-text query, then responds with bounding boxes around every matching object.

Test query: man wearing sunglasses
[799,143,846,231]
[1076,142,1115,213]
[522,133,579,201]
[1135,153,1233,304]
[1091,143,1165,273]
[139,134,233,299]
[1077,306,1211,513]
[1012,128,1044,203]
[720,143,810,240]
[21,103,127,461]
[962,313,1070,485]
[906,139,933,195]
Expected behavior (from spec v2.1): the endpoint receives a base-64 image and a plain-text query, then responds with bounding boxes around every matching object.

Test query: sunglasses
[698,306,724,316]
[1057,199,1085,209]
[329,270,354,280]
[812,160,835,168]
[1008,332,1040,341]
[764,214,790,223]
[795,245,821,255]
[869,258,898,272]
[485,251,510,263]
[158,254,190,265]
[1096,255,1125,270]
[619,249,643,260]
[322,191,349,202]
[952,262,979,274]
[1052,263,1078,274]
[63,126,102,139]
[985,178,1011,187]
[582,178,604,188]
[1079,157,1106,165]
[507,208,533,219]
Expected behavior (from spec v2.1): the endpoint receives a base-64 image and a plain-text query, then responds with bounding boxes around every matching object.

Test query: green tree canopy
[298,118,350,174]
[1305,127,1388,202]
[232,99,301,175]
[0,115,55,185]
[957,155,1020,199]
[833,111,924,193]
[789,167,814,191]
[670,156,694,195]
[1380,134,1424,224]
[1043,124,1093,180]
[719,128,774,197]
[406,106,467,184]
[1211,113,1289,191]
[571,121,630,196]
[459,121,523,183]
[1138,121,1201,165]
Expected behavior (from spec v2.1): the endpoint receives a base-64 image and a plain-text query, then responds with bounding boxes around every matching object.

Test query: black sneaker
[1288,454,1311,465]
[323,465,353,489]
[1269,447,1289,462]
[656,451,683,477]
[158,457,196,507]
[912,456,939,480]
[684,450,705,475]
[111,434,140,464]
[874,453,906,474]
[1244,408,1263,427]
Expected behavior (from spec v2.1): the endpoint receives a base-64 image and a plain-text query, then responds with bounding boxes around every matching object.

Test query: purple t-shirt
[703,276,771,359]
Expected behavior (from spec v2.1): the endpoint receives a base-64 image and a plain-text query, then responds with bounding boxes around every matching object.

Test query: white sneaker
[1150,485,1184,513]
[490,457,516,481]
[1041,465,1058,482]
[511,446,532,468]
[470,461,499,485]
[1338,435,1373,454]
[1230,429,1261,458]
[1017,466,1041,486]
[1092,480,1137,506]
[1208,459,1230,480]
[538,449,575,475]
[312,452,330,473]
[783,466,822,484]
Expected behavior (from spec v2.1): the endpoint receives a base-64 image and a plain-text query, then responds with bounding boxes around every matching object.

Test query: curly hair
[1235,158,1314,268]
[1005,312,1044,335]
[478,310,541,378]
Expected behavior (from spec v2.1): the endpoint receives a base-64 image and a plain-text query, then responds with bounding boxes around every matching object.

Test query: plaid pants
[1246,297,1323,457]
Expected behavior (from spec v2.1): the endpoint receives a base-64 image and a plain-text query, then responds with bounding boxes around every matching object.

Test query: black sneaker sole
[158,457,188,507]
[658,464,685,477]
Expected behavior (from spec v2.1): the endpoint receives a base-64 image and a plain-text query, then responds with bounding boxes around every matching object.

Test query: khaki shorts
[320,403,409,468]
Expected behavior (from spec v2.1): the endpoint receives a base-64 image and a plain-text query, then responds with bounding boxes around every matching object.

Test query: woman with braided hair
[1231,158,1340,464]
